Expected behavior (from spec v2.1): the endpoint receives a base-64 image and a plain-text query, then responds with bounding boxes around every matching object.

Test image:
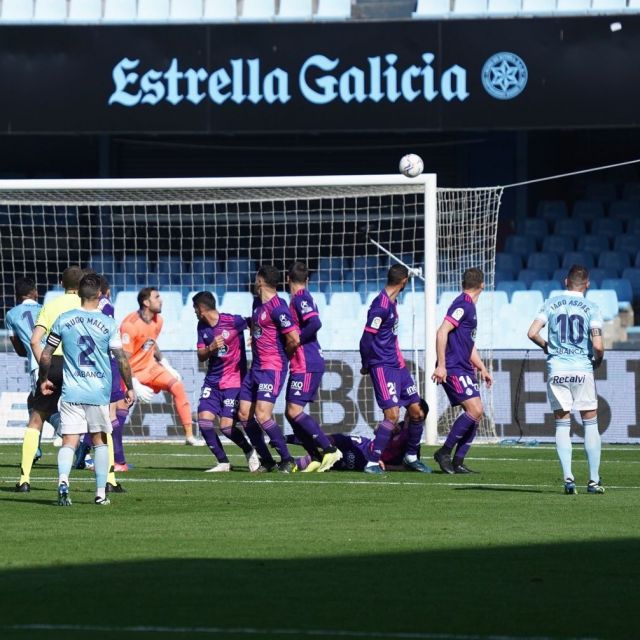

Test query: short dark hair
[387,263,409,285]
[99,275,110,295]
[192,291,217,310]
[566,264,589,288]
[288,261,309,285]
[15,277,36,300]
[137,287,158,308]
[462,268,484,290]
[257,264,280,289]
[61,266,83,291]
[78,273,101,301]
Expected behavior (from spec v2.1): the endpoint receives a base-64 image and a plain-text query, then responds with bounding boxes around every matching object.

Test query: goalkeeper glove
[160,357,182,381]
[132,377,155,403]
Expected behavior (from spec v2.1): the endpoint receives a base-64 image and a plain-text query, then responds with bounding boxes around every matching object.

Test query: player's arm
[9,335,27,358]
[590,328,605,369]
[360,305,387,374]
[527,318,548,353]
[470,345,493,388]
[272,306,300,358]
[197,336,225,362]
[30,325,47,363]
[38,328,61,394]
[431,319,454,384]
[111,347,136,404]
[154,344,182,380]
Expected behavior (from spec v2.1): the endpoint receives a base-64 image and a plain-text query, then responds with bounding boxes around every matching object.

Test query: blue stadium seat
[496,252,523,273]
[629,218,640,236]
[156,253,185,286]
[553,268,568,283]
[496,280,527,301]
[585,182,617,202]
[357,280,386,298]
[191,258,220,282]
[504,235,537,257]
[572,200,605,228]
[622,268,640,298]
[614,234,640,258]
[352,255,381,270]
[562,251,594,269]
[609,200,640,227]
[598,251,630,273]
[622,182,640,200]
[592,218,623,239]
[601,278,633,307]
[530,280,561,300]
[542,235,575,255]
[587,268,617,288]
[119,254,149,285]
[89,253,117,278]
[536,200,568,220]
[586,289,619,321]
[554,218,587,237]
[224,258,254,288]
[576,234,610,254]
[527,252,559,272]
[494,268,514,283]
[517,218,548,241]
[518,268,550,288]
[323,281,357,296]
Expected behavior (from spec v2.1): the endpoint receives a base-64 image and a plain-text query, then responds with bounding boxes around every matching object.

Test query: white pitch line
[0,623,600,640]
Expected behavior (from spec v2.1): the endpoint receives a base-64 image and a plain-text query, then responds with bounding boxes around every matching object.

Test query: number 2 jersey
[535,290,603,374]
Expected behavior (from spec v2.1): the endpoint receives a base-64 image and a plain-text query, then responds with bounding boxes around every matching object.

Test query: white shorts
[59,400,112,435]
[547,371,597,412]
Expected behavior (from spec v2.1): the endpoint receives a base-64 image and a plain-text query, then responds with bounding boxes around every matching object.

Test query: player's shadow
[454,485,545,494]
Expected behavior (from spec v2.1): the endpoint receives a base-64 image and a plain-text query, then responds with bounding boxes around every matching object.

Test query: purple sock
[369,419,395,463]
[295,454,313,471]
[453,418,479,462]
[444,412,478,453]
[287,415,321,459]
[113,408,128,464]
[406,420,424,456]
[241,419,275,465]
[198,419,228,463]
[258,418,292,462]
[220,425,253,455]
[290,412,333,453]
[82,432,92,448]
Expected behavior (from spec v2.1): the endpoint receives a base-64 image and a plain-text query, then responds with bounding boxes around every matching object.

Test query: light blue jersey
[535,290,603,374]
[47,309,122,405]
[5,300,43,372]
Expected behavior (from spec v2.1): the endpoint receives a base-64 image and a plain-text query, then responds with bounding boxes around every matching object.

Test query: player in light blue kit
[527,265,605,495]
[38,273,135,506]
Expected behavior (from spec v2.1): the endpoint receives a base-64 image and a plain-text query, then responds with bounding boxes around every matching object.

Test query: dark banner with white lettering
[0,16,638,134]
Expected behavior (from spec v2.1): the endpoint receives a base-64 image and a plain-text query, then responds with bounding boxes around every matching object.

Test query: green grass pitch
[0,443,639,640]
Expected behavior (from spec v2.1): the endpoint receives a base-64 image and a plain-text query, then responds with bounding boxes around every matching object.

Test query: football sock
[454,415,479,461]
[287,417,320,459]
[57,445,74,486]
[583,417,601,483]
[106,433,117,486]
[220,425,253,455]
[369,419,395,463]
[258,418,292,461]
[406,419,424,457]
[199,419,229,463]
[295,454,313,471]
[19,427,41,484]
[444,412,477,453]
[113,408,129,464]
[555,419,573,480]
[290,412,332,453]
[169,381,193,437]
[93,443,109,495]
[241,419,275,465]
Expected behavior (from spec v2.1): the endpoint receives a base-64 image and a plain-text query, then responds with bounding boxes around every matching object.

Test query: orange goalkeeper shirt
[120,311,163,374]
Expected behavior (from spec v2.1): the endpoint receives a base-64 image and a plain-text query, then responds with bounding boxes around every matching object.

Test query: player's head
[192,291,217,320]
[255,265,280,295]
[14,276,37,301]
[462,268,484,292]
[287,261,309,286]
[138,287,162,314]
[60,265,83,292]
[565,264,590,292]
[99,275,110,297]
[387,264,409,290]
[78,273,102,302]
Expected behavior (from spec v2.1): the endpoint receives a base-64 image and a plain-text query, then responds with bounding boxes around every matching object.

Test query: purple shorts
[110,358,126,403]
[442,370,480,407]
[369,366,420,410]
[286,371,323,405]
[239,369,286,405]
[198,385,240,419]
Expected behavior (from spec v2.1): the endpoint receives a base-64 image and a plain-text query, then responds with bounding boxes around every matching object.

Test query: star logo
[481,52,528,100]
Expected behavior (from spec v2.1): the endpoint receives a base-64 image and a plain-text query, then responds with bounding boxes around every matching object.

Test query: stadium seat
[224,258,254,288]
[542,235,575,255]
[316,0,352,19]
[598,251,630,273]
[220,292,253,316]
[518,269,550,288]
[504,235,537,257]
[571,200,605,227]
[577,234,610,255]
[601,278,633,309]
[614,234,640,259]
[114,291,139,324]
[622,182,640,200]
[157,291,183,325]
[496,252,523,274]
[527,252,559,272]
[518,218,548,242]
[587,267,617,288]
[203,0,237,20]
[476,291,509,318]
[352,255,381,270]
[629,218,640,236]
[157,253,185,286]
[239,0,275,20]
[487,0,521,12]
[438,291,459,311]
[357,280,386,298]
[552,268,569,284]
[68,0,102,21]
[522,0,556,10]
[324,281,358,296]
[412,0,450,16]
[401,291,425,316]
[119,254,150,285]
[89,253,117,278]
[536,199,568,220]
[34,0,67,21]
[43,290,64,305]
[592,218,623,239]
[103,0,137,21]
[622,268,640,298]
[511,290,544,315]
[561,251,594,270]
[494,268,515,283]
[554,218,586,237]
[556,0,590,9]
[276,0,313,19]
[1,0,34,20]
[496,280,527,301]
[586,289,619,321]
[137,0,170,21]
[609,200,640,228]
[530,280,561,300]
[454,0,489,12]
[585,182,617,201]
[170,0,203,20]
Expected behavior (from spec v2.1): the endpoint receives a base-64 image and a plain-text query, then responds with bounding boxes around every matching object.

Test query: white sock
[404,454,417,463]
[555,419,573,481]
[583,417,601,483]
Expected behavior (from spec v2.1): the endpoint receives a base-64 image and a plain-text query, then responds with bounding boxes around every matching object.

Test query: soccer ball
[399,154,424,178]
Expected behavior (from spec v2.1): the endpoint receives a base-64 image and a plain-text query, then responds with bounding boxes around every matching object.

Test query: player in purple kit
[431,267,493,474]
[359,264,431,475]
[236,265,301,473]
[193,291,259,473]
[285,261,342,473]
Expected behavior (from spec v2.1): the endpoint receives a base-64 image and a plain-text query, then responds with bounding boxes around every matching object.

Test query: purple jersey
[98,295,115,319]
[99,294,124,400]
[332,429,408,471]
[251,295,296,371]
[443,292,477,374]
[362,289,405,368]
[197,313,248,389]
[289,288,324,373]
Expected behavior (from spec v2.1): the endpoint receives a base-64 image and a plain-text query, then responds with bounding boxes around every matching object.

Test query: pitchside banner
[0,350,638,443]
[0,16,638,133]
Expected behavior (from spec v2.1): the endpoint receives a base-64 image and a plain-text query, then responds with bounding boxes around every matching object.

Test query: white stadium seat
[592,0,626,8]
[68,0,103,21]
[159,291,184,325]
[488,0,522,12]
[103,0,137,21]
[2,0,34,20]
[413,0,451,17]
[556,0,590,9]
[203,0,237,20]
[34,0,67,21]
[276,0,313,20]
[454,0,488,11]
[521,0,555,10]
[114,291,139,325]
[138,0,170,21]
[239,0,275,20]
[170,0,203,21]
[586,289,619,321]
[316,0,352,19]
[220,292,253,316]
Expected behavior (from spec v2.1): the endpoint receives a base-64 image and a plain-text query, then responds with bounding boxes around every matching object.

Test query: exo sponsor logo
[405,384,417,396]
[223,398,238,408]
[551,375,586,384]
[258,383,274,392]
[290,380,304,390]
